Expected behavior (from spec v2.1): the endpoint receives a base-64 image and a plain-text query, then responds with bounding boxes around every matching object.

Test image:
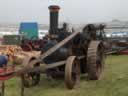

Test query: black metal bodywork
[41,5,105,76]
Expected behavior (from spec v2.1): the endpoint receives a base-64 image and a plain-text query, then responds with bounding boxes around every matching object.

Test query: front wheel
[65,56,80,89]
[23,60,40,88]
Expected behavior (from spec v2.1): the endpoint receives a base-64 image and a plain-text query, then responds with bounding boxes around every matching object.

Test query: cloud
[0,0,128,24]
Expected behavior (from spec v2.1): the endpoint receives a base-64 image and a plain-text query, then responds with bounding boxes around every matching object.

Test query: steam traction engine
[22,5,105,89]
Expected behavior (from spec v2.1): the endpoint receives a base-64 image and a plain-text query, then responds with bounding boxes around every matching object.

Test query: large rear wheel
[87,41,105,80]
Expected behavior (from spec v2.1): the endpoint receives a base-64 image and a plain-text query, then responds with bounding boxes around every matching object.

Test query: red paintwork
[0,68,14,81]
[118,50,128,55]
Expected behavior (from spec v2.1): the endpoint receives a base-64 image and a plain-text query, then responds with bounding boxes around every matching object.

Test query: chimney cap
[49,5,60,11]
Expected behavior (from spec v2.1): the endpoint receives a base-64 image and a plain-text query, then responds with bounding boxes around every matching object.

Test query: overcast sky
[0,0,128,24]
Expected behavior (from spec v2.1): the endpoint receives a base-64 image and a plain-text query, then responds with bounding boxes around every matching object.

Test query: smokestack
[48,5,60,35]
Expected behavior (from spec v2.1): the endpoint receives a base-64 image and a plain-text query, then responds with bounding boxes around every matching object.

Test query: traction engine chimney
[48,5,60,35]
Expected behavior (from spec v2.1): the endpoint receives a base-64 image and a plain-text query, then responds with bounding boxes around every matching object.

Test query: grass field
[4,55,128,96]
